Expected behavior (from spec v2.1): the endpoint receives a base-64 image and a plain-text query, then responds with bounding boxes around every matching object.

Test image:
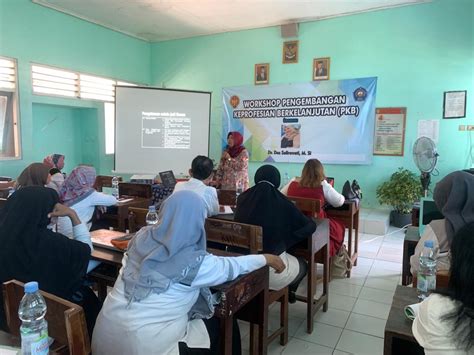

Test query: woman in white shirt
[57,165,117,237]
[92,190,284,355]
[413,222,474,354]
[281,158,345,257]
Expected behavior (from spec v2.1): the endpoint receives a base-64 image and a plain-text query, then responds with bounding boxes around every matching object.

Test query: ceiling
[32,0,430,42]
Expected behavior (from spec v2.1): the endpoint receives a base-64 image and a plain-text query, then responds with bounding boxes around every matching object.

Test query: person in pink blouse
[215,131,249,191]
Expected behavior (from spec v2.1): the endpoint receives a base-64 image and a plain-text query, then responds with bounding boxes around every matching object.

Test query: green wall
[0,0,472,207]
[151,0,473,208]
[0,0,150,177]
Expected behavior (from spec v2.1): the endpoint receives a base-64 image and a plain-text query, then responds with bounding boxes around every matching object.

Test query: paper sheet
[418,120,439,143]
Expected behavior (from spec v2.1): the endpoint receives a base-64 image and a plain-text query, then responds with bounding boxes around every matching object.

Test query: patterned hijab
[122,191,212,318]
[433,170,474,243]
[59,165,96,206]
[226,131,245,158]
[16,163,50,189]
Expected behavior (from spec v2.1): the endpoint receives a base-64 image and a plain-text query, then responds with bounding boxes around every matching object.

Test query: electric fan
[413,136,439,197]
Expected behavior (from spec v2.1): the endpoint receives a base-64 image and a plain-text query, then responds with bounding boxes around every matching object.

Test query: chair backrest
[286,196,322,218]
[118,182,152,198]
[94,175,122,192]
[0,188,9,199]
[128,207,149,232]
[3,279,90,354]
[0,176,13,182]
[205,218,263,254]
[217,189,236,206]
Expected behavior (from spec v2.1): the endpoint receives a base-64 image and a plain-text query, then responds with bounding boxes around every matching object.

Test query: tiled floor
[241,226,407,355]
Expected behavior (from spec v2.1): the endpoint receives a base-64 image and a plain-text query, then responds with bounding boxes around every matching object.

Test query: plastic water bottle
[417,240,437,300]
[284,172,290,186]
[18,282,49,355]
[111,176,119,198]
[145,205,159,225]
[235,179,243,200]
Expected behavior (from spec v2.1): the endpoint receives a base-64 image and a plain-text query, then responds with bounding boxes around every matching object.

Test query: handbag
[331,245,353,278]
[342,179,362,201]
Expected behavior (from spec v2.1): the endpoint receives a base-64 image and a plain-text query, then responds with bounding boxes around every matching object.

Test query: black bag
[342,180,362,200]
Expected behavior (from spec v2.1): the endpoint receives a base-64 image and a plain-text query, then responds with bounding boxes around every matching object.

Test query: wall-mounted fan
[413,136,439,197]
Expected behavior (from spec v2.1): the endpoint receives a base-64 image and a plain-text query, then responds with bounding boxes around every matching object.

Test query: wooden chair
[3,279,90,355]
[118,182,152,199]
[0,176,13,182]
[0,189,9,199]
[412,270,450,289]
[93,175,122,192]
[128,207,149,232]
[217,189,237,206]
[205,218,289,347]
[286,196,330,334]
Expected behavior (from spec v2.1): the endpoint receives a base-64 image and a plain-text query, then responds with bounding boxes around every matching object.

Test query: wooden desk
[91,246,269,355]
[384,286,423,355]
[326,201,360,273]
[116,197,151,231]
[402,227,420,286]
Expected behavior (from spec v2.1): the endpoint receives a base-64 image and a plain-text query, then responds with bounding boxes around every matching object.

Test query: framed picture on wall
[254,63,269,85]
[282,41,298,64]
[313,57,330,81]
[443,90,466,118]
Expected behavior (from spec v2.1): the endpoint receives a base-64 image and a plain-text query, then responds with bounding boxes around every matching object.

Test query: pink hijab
[59,166,97,206]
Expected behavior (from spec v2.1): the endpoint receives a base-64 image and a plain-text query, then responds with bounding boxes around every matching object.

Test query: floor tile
[328,293,357,312]
[287,300,309,320]
[333,273,367,286]
[268,314,305,338]
[358,286,395,305]
[333,350,352,355]
[336,329,384,355]
[368,267,400,278]
[350,264,371,276]
[282,338,334,354]
[364,275,400,292]
[345,313,387,338]
[294,322,343,348]
[314,308,350,328]
[353,257,374,267]
[372,260,402,271]
[329,280,362,298]
[352,298,391,320]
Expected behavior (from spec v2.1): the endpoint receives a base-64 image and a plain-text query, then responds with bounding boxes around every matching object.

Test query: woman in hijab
[43,153,66,192]
[15,162,51,189]
[92,190,284,354]
[215,131,249,190]
[0,186,100,334]
[57,165,117,237]
[234,165,316,302]
[413,222,474,354]
[410,170,474,274]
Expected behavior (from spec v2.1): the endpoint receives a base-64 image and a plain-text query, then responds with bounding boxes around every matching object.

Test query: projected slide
[141,112,191,149]
[115,86,210,174]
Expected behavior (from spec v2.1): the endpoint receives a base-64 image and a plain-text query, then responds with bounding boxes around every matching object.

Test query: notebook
[159,170,177,187]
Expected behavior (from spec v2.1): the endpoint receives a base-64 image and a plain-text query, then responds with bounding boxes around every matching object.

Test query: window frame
[0,56,21,160]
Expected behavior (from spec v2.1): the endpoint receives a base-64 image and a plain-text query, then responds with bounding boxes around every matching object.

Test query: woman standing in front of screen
[215,131,249,191]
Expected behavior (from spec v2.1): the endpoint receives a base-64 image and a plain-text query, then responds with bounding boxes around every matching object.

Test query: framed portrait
[443,90,467,119]
[313,57,330,81]
[254,63,269,85]
[282,41,298,64]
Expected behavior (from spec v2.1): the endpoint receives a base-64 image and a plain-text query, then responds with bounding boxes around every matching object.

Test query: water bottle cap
[24,281,39,293]
[424,240,434,248]
[149,205,156,212]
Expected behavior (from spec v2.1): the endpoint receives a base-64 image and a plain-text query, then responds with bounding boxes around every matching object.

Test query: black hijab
[433,171,474,243]
[0,186,90,330]
[234,165,316,255]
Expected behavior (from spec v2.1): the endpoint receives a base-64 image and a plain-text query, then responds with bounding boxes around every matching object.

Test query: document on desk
[117,197,134,203]
[91,229,128,249]
[219,205,234,214]
[404,303,420,320]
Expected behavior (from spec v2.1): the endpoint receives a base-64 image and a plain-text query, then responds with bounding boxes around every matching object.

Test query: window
[0,57,20,159]
[31,63,138,102]
[104,102,115,154]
